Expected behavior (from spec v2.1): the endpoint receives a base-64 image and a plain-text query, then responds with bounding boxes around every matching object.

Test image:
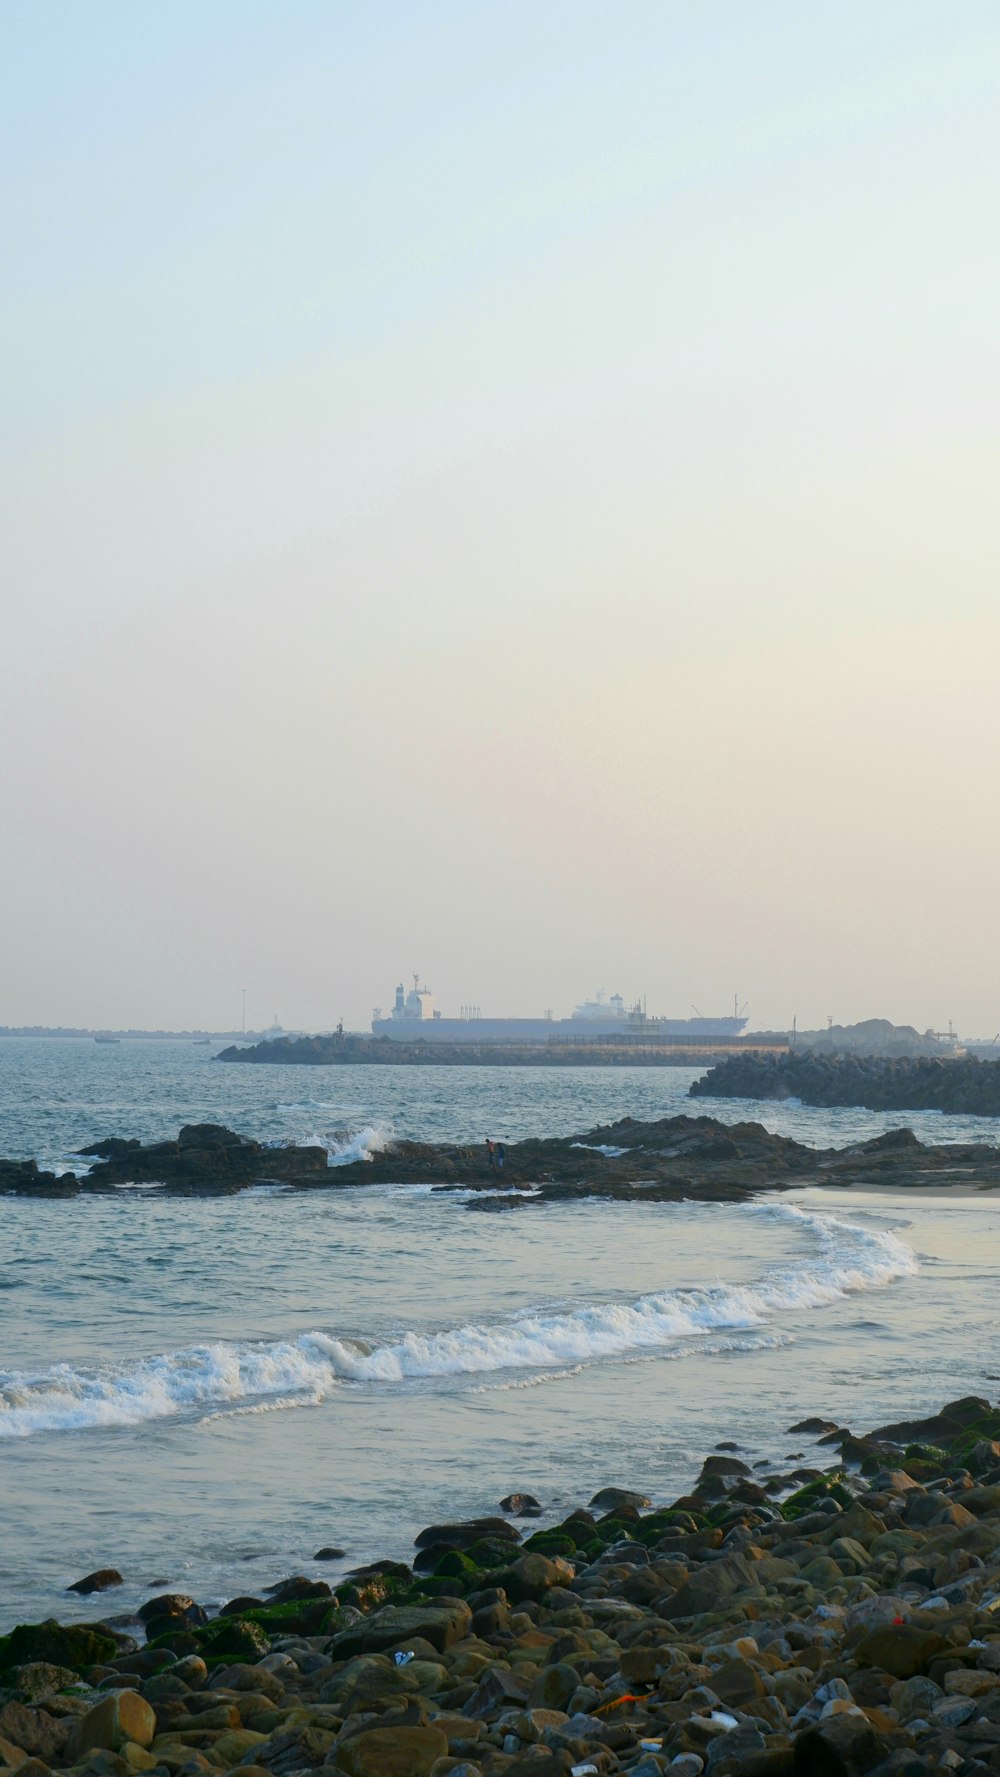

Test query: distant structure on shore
[370,975,749,1046]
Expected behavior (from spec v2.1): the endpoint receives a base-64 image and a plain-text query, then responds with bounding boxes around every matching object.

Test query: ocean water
[1,1038,998,1632]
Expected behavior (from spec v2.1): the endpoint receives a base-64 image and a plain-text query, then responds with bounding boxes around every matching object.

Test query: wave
[302,1124,391,1166]
[0,1205,916,1440]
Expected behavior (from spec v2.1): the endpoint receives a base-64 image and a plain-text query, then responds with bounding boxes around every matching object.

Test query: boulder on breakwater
[8,1394,1000,1774]
[691,1050,1000,1118]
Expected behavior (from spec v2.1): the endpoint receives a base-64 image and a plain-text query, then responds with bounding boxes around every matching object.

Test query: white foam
[305,1124,390,1166]
[0,1339,342,1440]
[0,1203,916,1440]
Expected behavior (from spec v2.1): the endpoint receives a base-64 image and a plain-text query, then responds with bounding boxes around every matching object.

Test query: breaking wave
[303,1124,390,1165]
[0,1205,916,1439]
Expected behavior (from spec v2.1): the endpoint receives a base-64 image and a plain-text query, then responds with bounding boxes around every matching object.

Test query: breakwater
[5,1393,1000,1775]
[217,1034,786,1068]
[690,1052,1000,1118]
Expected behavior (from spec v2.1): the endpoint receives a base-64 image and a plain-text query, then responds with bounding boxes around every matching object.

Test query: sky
[2,2,999,1035]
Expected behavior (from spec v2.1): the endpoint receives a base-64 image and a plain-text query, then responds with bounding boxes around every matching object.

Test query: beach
[3,1042,1000,1772]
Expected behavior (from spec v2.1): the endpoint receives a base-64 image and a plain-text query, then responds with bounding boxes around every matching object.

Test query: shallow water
[0,1038,997,1630]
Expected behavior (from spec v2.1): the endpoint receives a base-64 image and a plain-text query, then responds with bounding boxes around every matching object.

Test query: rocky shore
[8,1396,1000,1775]
[5,1117,1000,1202]
[689,1055,1000,1121]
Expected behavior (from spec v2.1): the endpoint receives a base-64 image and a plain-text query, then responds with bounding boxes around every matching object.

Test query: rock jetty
[8,1396,1000,1774]
[690,1055,1000,1120]
[215,1036,778,1069]
[5,1117,1000,1201]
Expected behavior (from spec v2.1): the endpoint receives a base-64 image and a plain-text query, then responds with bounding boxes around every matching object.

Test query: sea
[1,1036,999,1634]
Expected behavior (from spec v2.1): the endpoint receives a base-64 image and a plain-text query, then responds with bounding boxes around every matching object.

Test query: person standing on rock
[485,1138,496,1169]
[495,1143,505,1171]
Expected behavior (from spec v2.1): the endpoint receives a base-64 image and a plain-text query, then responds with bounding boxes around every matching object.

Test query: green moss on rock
[781,1474,854,1520]
[194,1616,271,1659]
[0,1620,118,1675]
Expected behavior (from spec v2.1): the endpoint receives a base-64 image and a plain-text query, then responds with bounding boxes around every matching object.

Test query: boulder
[137,1596,208,1640]
[709,1656,767,1707]
[328,1600,472,1659]
[499,1494,543,1517]
[261,1575,333,1603]
[0,1664,79,1704]
[0,1704,69,1764]
[320,1654,445,1714]
[793,1713,888,1773]
[333,1724,448,1776]
[69,1691,156,1757]
[588,1487,652,1511]
[853,1625,951,1680]
[489,1554,575,1603]
[661,1551,756,1621]
[67,1570,124,1596]
[0,1620,117,1675]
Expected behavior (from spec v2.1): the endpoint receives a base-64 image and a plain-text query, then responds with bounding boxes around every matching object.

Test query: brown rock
[329,1600,472,1658]
[489,1554,575,1604]
[710,1656,768,1707]
[0,1706,68,1764]
[334,1724,448,1776]
[67,1569,124,1596]
[0,1665,80,1705]
[853,1624,951,1680]
[70,1692,157,1757]
[661,1550,756,1620]
[793,1713,887,1773]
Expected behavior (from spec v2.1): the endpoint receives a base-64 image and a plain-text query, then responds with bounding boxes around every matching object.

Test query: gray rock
[588,1487,652,1511]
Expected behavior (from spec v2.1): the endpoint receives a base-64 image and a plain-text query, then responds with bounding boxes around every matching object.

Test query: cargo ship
[370,977,748,1046]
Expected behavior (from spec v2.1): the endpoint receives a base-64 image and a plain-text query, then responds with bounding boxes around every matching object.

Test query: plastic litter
[394,1650,415,1665]
[570,1766,599,1776]
[639,1739,663,1751]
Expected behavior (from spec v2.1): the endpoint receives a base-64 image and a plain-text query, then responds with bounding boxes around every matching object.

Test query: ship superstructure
[370,977,748,1044]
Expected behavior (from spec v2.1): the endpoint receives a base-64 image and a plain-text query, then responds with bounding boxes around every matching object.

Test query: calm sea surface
[1,1038,998,1631]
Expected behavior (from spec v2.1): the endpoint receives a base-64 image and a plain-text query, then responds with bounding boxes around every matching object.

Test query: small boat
[94,1035,120,1045]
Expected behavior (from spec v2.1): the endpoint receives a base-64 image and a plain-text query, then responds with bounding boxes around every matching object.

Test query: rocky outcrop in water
[691,1052,1000,1118]
[0,1125,329,1197]
[7,1395,1000,1774]
[5,1114,1000,1201]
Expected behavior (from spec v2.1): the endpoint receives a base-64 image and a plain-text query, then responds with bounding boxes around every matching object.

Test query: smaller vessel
[94,1035,120,1045]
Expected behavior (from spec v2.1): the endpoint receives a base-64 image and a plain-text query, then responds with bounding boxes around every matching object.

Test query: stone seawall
[216,1036,786,1068]
[690,1052,1000,1117]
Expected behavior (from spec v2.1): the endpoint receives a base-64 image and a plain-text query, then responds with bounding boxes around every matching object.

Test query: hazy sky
[3,3,999,1034]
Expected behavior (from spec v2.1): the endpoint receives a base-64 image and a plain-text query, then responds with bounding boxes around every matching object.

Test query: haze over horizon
[4,3,998,1037]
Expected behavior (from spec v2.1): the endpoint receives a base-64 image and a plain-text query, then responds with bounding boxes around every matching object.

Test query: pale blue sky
[3,4,999,1031]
